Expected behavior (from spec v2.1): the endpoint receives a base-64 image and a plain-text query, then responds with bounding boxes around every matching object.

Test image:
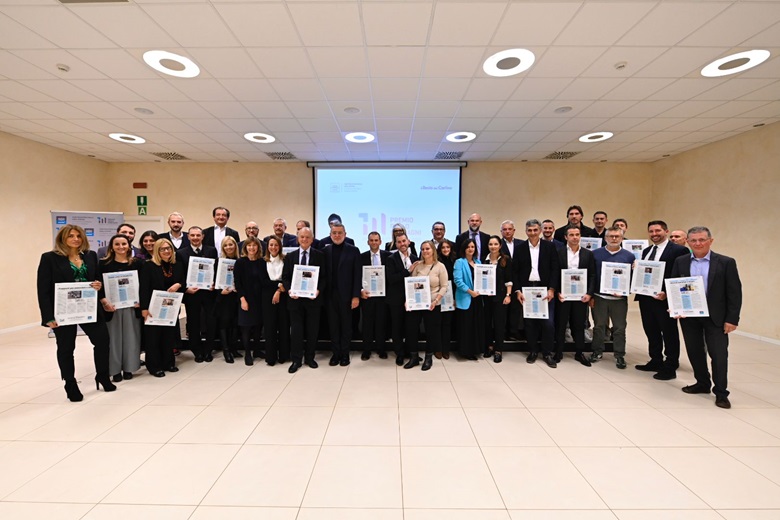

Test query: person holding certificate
[234,237,266,366]
[405,241,448,370]
[483,236,513,363]
[37,225,116,401]
[436,240,457,359]
[554,227,596,366]
[214,237,240,363]
[140,238,185,377]
[99,234,142,382]
[261,236,290,366]
[360,232,391,360]
[453,239,484,360]
[386,233,419,366]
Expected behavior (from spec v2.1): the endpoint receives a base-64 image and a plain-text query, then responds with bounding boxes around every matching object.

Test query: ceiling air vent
[150,152,190,161]
[435,151,463,160]
[265,152,297,161]
[59,0,128,4]
[543,151,580,160]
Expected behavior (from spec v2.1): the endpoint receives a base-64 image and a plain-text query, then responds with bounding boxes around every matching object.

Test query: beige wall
[5,123,778,339]
[0,131,109,330]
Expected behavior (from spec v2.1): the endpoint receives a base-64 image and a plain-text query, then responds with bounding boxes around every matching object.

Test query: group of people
[37,204,741,409]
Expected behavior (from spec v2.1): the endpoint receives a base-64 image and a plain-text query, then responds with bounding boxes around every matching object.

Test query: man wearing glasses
[264,218,298,248]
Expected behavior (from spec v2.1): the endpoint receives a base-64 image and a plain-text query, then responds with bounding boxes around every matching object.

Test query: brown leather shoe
[434,352,442,359]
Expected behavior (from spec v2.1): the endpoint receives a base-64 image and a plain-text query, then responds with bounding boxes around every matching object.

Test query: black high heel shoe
[64,380,83,402]
[95,376,117,392]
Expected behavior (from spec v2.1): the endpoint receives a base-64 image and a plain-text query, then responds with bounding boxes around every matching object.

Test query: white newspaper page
[283,247,298,256]
[362,266,386,297]
[405,276,431,311]
[440,281,455,312]
[522,287,549,319]
[290,264,320,299]
[623,239,649,261]
[474,264,497,296]
[146,290,184,326]
[215,258,236,290]
[186,256,215,289]
[102,270,139,309]
[580,237,602,251]
[666,276,710,318]
[561,268,587,301]
[599,262,631,296]
[630,260,666,296]
[54,282,98,326]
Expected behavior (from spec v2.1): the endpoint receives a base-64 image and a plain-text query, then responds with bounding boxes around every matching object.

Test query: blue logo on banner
[85,228,95,236]
[56,216,67,224]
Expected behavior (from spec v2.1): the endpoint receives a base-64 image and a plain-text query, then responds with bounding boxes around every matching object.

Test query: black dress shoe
[167,366,179,372]
[715,396,731,409]
[653,370,677,380]
[112,373,123,383]
[329,355,340,366]
[244,353,254,366]
[483,348,493,358]
[396,356,405,366]
[553,354,562,363]
[421,354,433,371]
[575,353,592,367]
[288,362,301,374]
[682,384,711,394]
[635,362,664,372]
[254,350,266,359]
[306,358,319,369]
[526,352,538,364]
[123,371,133,380]
[224,351,234,364]
[493,352,502,363]
[404,357,420,369]
[464,355,478,361]
[361,351,371,361]
[194,355,204,363]
[204,353,213,362]
[266,360,276,367]
[543,354,558,368]
[151,370,166,378]
[378,351,388,359]
[340,356,351,367]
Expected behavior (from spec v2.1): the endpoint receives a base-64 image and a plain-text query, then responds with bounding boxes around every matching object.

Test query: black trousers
[361,297,388,353]
[53,321,110,380]
[289,301,321,363]
[524,296,555,356]
[184,292,217,357]
[639,297,681,370]
[262,293,290,363]
[457,297,484,358]
[680,318,730,398]
[441,310,454,353]
[143,323,177,373]
[405,306,442,355]
[328,294,354,359]
[388,303,408,357]
[485,299,509,352]
[556,300,587,356]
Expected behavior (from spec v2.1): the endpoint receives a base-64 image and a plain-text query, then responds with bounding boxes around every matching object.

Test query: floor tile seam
[652,406,766,445]
[0,440,89,501]
[712,444,780,489]
[590,405,714,447]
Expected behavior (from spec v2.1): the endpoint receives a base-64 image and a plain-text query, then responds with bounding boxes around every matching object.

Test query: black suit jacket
[263,233,298,248]
[176,245,218,301]
[512,239,560,291]
[385,250,418,305]
[317,236,354,249]
[37,250,100,326]
[554,224,595,243]
[635,241,689,301]
[499,238,525,260]
[282,248,327,307]
[324,243,363,305]
[139,260,186,312]
[671,252,742,327]
[202,226,241,248]
[385,240,418,258]
[361,249,392,267]
[455,230,490,259]
[555,246,597,296]
[159,232,190,251]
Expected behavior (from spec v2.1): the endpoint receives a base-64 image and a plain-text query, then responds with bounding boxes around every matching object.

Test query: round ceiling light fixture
[108,133,145,144]
[143,50,200,78]
[579,131,614,143]
[446,132,476,143]
[244,132,276,144]
[345,132,375,143]
[483,48,535,77]
[701,49,770,77]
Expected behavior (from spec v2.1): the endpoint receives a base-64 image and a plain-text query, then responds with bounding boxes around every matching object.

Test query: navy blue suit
[282,248,328,363]
[360,250,392,354]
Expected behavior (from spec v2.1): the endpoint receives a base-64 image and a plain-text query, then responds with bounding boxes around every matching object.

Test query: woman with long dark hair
[452,238,484,360]
[483,235,513,363]
[436,240,457,359]
[137,230,159,261]
[261,236,290,366]
[234,237,265,366]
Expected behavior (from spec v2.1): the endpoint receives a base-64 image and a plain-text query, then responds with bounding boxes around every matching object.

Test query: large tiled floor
[2,311,780,519]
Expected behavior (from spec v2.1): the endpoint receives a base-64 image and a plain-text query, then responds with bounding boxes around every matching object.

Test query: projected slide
[315,167,461,252]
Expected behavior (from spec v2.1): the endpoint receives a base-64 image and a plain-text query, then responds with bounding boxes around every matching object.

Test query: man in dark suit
[635,220,690,380]
[386,233,418,366]
[97,223,143,258]
[282,226,328,373]
[553,205,594,243]
[589,210,609,244]
[318,213,355,248]
[513,219,559,368]
[671,226,742,409]
[323,223,362,366]
[159,212,190,251]
[263,218,298,248]
[360,232,391,360]
[176,226,219,363]
[238,221,260,252]
[431,221,455,252]
[555,227,597,364]
[500,220,525,337]
[541,220,566,250]
[202,206,240,250]
[296,220,321,250]
[455,213,490,261]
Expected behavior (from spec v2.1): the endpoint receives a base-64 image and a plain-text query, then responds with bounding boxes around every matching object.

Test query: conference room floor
[1,311,779,520]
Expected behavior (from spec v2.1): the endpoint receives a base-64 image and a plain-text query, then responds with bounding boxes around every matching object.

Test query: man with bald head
[239,221,260,252]
[670,229,688,249]
[455,213,490,261]
[264,217,298,248]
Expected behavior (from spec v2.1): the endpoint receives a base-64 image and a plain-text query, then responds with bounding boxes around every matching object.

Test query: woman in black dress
[483,236,513,363]
[36,224,116,401]
[436,240,457,359]
[261,236,290,366]
[215,236,240,363]
[234,237,265,366]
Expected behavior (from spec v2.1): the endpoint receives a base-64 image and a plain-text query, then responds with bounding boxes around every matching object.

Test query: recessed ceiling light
[446,132,476,143]
[483,48,535,77]
[244,132,276,144]
[554,106,573,114]
[344,107,361,114]
[56,63,70,73]
[134,107,154,115]
[579,131,614,143]
[701,49,770,77]
[345,132,375,143]
[108,133,145,144]
[143,50,200,78]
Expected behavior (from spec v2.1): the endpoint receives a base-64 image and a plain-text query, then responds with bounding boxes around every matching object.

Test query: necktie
[194,248,200,256]
[648,245,658,261]
[403,254,410,270]
[373,253,380,266]
[302,250,308,265]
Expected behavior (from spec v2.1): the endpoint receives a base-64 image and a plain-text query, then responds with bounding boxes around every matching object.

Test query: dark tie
[194,248,200,256]
[648,245,658,261]
[302,250,308,265]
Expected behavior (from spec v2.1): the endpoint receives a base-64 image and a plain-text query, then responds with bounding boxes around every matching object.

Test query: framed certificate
[666,276,710,318]
[186,256,215,289]
[522,287,549,319]
[362,266,386,297]
[630,260,665,296]
[599,262,631,296]
[474,264,497,296]
[560,268,587,301]
[623,239,649,261]
[405,276,431,311]
[102,270,139,309]
[290,264,320,299]
[54,282,98,326]
[146,290,184,326]
[215,258,236,290]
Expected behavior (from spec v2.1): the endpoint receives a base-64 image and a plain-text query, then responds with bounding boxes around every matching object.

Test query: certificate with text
[666,276,710,318]
[522,287,549,319]
[290,264,320,299]
[146,290,184,326]
[440,281,455,312]
[599,262,631,296]
[580,237,602,251]
[560,269,587,301]
[623,239,649,261]
[54,282,98,326]
[215,258,236,290]
[186,256,215,289]
[102,270,139,309]
[630,260,666,296]
[362,266,386,297]
[405,276,431,311]
[474,264,497,296]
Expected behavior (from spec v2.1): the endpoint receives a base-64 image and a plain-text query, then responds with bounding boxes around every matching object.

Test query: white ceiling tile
[289,3,363,46]
[680,2,780,47]
[311,135,347,146]
[372,78,420,101]
[557,78,624,100]
[556,118,610,132]
[373,101,415,119]
[188,49,263,79]
[648,78,723,101]
[367,47,425,78]
[578,100,636,118]
[268,79,324,101]
[601,77,676,100]
[170,79,234,102]
[270,132,312,144]
[68,79,145,102]
[159,102,213,119]
[510,78,572,101]
[449,118,491,132]
[33,119,93,133]
[554,2,655,46]
[165,132,215,144]
[619,100,681,118]
[493,2,580,46]
[508,131,550,143]
[68,49,156,81]
[299,119,339,132]
[376,131,412,143]
[2,6,115,48]
[220,119,267,133]
[627,118,686,132]
[739,101,780,119]
[695,78,776,101]
[25,102,91,120]
[418,78,468,101]
[180,119,235,133]
[121,79,191,102]
[214,3,300,47]
[219,79,279,102]
[521,118,566,132]
[412,118,452,132]
[580,47,668,78]
[335,118,374,132]
[665,118,724,133]
[499,100,549,118]
[617,2,728,46]
[286,143,321,153]
[743,20,780,47]
[415,101,459,118]
[0,12,53,49]
[243,101,294,119]
[146,119,197,133]
[700,100,772,118]
[423,47,485,78]
[599,117,646,131]
[528,47,607,78]
[457,101,503,118]
[308,48,368,79]
[328,101,373,119]
[198,101,253,119]
[247,48,314,79]
[70,4,178,48]
[259,119,304,132]
[286,101,333,119]
[11,49,107,80]
[635,47,729,78]
[0,80,55,101]
[70,118,123,133]
[0,51,55,80]
[140,4,238,47]
[467,142,503,152]
[429,2,505,46]
[479,131,516,143]
[320,78,371,100]
[19,80,99,102]
[363,2,432,46]
[700,118,765,133]
[463,78,519,101]
[104,119,162,134]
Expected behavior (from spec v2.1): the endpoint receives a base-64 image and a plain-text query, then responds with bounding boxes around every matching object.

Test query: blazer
[318,236,354,248]
[671,251,742,327]
[635,241,689,301]
[499,238,525,260]
[361,249,392,267]
[139,260,186,312]
[282,247,327,307]
[453,257,481,310]
[455,230,490,259]
[554,223,594,244]
[202,226,241,248]
[385,240,418,258]
[512,239,560,291]
[263,233,298,248]
[233,256,271,304]
[555,246,597,296]
[176,244,219,300]
[324,242,363,304]
[385,250,418,305]
[482,256,513,303]
[37,250,100,326]
[159,232,190,251]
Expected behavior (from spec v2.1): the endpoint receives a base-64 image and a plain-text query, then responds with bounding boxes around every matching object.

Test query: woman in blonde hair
[37,224,116,401]
[215,236,240,363]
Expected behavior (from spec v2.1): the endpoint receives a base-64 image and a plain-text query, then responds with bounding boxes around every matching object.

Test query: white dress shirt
[528,240,541,282]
